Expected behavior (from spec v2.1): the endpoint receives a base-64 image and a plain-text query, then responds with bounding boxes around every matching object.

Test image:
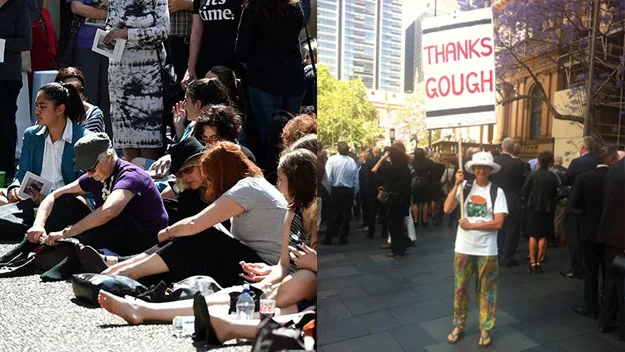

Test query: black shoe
[503,260,519,267]
[409,240,417,247]
[77,246,108,274]
[192,292,222,345]
[572,305,598,319]
[598,326,616,334]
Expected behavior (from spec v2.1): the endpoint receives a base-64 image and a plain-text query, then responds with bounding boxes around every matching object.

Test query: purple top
[70,0,107,49]
[78,159,168,231]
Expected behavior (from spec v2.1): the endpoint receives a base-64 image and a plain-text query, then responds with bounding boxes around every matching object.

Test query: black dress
[522,169,558,240]
[410,159,432,203]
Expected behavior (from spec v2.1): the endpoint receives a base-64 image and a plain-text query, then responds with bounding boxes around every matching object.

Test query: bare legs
[103,253,169,280]
[528,237,547,273]
[275,270,317,308]
[529,237,537,265]
[537,238,547,263]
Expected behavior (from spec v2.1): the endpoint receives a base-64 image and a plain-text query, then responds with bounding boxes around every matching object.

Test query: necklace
[102,174,115,201]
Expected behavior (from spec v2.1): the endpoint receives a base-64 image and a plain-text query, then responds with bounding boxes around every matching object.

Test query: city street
[318,222,625,352]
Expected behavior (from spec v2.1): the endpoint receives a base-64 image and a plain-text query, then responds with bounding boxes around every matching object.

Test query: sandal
[528,262,536,274]
[478,330,492,348]
[446,328,464,344]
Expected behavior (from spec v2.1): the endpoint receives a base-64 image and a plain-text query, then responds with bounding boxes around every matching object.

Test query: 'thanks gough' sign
[422,8,496,130]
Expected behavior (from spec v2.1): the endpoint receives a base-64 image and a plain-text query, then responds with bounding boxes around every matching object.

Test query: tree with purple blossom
[468,0,625,140]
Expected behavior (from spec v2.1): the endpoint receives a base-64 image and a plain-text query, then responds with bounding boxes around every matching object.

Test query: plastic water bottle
[236,284,255,321]
[259,283,276,320]
[172,316,195,337]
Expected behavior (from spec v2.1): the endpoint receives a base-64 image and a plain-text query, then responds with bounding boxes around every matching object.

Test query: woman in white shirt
[443,152,508,348]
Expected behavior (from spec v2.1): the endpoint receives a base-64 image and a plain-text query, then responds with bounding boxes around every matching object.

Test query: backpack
[462,180,499,211]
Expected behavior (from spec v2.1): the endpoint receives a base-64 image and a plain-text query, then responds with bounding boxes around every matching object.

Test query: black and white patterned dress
[106,0,169,148]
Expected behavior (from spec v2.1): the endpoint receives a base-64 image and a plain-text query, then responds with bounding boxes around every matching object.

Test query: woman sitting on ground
[98,148,318,345]
[54,67,105,134]
[101,141,287,287]
[0,82,89,207]
[192,104,256,163]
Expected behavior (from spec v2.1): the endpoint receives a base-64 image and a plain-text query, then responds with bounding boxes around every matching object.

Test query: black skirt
[524,210,555,241]
[156,226,264,287]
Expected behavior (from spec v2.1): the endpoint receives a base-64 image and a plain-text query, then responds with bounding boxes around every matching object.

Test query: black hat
[169,137,205,175]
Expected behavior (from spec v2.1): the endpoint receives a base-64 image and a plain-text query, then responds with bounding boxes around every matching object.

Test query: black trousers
[582,240,604,314]
[325,187,354,243]
[499,199,521,265]
[0,80,23,180]
[567,213,584,277]
[600,246,625,333]
[157,226,263,287]
[166,36,190,87]
[388,199,409,255]
[367,191,383,237]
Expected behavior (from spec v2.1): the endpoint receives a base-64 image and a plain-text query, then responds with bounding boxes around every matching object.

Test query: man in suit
[323,142,359,246]
[570,146,618,318]
[560,136,598,279]
[491,137,526,267]
[596,154,625,339]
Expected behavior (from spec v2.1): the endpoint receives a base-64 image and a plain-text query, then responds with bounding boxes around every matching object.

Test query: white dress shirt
[38,120,73,191]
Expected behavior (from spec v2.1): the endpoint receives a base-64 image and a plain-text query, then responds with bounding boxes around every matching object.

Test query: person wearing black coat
[596,155,625,338]
[560,136,598,279]
[521,151,558,273]
[365,148,386,239]
[357,151,372,230]
[490,138,526,267]
[569,146,617,319]
[429,157,447,225]
[411,148,433,226]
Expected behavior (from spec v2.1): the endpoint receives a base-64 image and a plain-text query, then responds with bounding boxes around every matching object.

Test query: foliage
[469,0,625,136]
[317,65,383,150]
[393,88,441,147]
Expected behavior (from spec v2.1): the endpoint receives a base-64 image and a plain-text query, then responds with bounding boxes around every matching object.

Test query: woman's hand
[30,186,44,206]
[103,29,129,44]
[181,69,197,90]
[7,188,22,203]
[458,219,473,231]
[381,151,390,160]
[455,170,464,186]
[172,101,187,139]
[289,245,317,272]
[149,154,172,177]
[25,224,47,243]
[239,261,272,282]
[44,231,64,246]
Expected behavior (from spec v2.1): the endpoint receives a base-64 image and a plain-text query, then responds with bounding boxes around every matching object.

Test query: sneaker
[77,246,108,273]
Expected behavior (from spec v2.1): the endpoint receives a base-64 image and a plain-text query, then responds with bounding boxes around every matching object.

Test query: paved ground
[317,219,625,352]
[0,243,252,352]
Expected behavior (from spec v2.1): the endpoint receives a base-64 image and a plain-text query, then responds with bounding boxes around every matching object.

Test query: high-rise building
[404,21,415,92]
[318,0,404,92]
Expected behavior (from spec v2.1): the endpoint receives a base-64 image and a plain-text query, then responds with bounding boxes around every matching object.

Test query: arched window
[529,86,543,139]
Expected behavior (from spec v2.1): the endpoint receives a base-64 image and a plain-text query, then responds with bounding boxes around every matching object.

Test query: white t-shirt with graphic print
[454,181,508,256]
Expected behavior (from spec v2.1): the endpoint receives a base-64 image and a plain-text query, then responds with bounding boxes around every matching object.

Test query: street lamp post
[389,128,396,144]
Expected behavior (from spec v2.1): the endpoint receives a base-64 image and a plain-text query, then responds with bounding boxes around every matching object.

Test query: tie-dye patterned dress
[106,0,170,149]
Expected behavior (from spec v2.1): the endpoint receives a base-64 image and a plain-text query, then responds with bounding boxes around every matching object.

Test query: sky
[403,0,463,29]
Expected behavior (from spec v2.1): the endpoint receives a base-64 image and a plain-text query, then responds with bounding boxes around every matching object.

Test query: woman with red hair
[103,141,287,287]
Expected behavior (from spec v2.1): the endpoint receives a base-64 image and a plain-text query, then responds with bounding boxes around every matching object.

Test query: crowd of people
[0,0,318,345]
[318,135,625,346]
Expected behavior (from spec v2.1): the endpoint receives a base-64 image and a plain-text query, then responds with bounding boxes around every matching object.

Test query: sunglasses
[83,160,99,174]
[176,165,196,177]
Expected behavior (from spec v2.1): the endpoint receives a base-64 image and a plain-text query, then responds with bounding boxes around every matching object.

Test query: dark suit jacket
[522,169,558,213]
[568,167,609,242]
[430,162,446,186]
[564,153,598,213]
[596,158,625,249]
[491,153,526,205]
[365,156,381,194]
[562,153,598,186]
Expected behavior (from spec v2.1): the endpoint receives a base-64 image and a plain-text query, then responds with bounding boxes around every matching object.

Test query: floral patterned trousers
[452,252,498,331]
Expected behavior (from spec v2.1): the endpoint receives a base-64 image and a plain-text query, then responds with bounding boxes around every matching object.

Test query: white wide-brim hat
[465,152,501,174]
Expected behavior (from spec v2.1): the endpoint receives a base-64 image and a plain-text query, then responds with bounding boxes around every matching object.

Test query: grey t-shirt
[223,176,287,264]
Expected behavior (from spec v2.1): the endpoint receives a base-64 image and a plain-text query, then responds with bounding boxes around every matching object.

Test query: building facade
[318,0,404,92]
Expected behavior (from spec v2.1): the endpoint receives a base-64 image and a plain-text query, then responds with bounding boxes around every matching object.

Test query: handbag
[71,273,148,305]
[377,188,391,204]
[56,16,81,68]
[251,311,316,352]
[0,199,36,241]
[154,44,178,99]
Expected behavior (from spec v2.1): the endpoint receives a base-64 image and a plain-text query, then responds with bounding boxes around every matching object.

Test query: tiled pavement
[317,221,625,352]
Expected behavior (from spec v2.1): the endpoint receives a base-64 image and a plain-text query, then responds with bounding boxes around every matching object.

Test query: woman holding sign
[443,152,507,348]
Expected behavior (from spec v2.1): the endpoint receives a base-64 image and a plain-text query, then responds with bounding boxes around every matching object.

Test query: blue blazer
[9,122,92,190]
